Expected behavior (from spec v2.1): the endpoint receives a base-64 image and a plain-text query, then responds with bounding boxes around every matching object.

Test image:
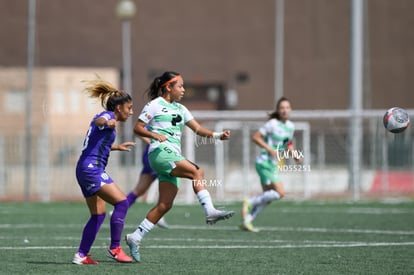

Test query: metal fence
[1,109,413,203]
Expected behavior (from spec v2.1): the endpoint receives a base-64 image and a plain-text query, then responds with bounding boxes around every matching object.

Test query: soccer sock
[250,189,280,207]
[196,189,216,216]
[78,213,105,257]
[109,199,129,250]
[251,202,269,219]
[245,202,269,223]
[131,218,155,241]
[126,191,138,208]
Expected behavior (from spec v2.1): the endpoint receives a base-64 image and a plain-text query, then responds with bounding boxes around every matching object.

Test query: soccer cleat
[156,217,170,229]
[125,234,141,262]
[242,199,252,220]
[106,246,132,263]
[206,209,235,225]
[72,252,99,265]
[240,222,260,233]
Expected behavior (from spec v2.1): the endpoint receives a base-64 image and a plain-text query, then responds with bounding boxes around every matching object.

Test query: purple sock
[78,213,105,257]
[110,199,129,249]
[126,192,138,208]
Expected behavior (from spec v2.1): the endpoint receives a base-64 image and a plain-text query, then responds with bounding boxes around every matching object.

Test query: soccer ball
[383,107,410,133]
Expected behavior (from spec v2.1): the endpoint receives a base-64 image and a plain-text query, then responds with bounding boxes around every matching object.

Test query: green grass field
[1,200,414,274]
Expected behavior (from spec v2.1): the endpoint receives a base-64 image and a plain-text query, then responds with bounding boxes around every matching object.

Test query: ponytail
[146,77,163,100]
[83,78,131,111]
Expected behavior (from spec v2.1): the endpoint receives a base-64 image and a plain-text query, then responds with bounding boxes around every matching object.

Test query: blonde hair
[83,78,131,111]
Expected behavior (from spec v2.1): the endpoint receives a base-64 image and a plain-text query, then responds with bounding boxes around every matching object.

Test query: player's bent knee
[266,188,282,201]
[273,184,284,198]
[195,167,204,178]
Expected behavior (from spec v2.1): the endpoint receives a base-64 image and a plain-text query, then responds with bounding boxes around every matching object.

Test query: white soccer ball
[383,107,410,133]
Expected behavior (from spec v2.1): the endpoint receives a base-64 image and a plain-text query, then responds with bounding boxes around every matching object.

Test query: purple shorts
[76,163,114,198]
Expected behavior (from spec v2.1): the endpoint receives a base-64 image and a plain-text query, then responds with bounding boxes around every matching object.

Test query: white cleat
[125,234,141,263]
[206,210,235,225]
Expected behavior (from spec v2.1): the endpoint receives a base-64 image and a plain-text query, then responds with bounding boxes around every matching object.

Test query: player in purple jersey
[72,78,135,265]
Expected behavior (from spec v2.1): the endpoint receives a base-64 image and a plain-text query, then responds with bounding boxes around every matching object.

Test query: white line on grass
[1,224,414,235]
[278,207,414,215]
[2,242,414,250]
[164,225,414,236]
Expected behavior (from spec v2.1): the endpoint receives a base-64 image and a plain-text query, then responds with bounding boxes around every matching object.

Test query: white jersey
[256,118,295,163]
[139,97,194,155]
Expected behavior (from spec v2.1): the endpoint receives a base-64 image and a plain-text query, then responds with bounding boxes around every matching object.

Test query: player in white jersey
[125,71,235,262]
[241,97,301,232]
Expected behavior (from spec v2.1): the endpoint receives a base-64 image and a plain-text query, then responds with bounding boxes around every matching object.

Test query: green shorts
[255,160,281,186]
[148,144,185,187]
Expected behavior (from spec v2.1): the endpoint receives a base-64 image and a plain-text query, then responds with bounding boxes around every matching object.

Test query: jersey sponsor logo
[171,114,182,126]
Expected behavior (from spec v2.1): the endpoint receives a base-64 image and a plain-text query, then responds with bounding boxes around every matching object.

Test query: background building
[1,0,413,112]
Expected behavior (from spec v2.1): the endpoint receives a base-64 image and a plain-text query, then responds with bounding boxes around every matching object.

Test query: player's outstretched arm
[186,119,230,140]
[111,141,136,152]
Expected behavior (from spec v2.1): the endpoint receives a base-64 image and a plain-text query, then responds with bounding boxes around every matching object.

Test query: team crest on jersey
[101,172,109,180]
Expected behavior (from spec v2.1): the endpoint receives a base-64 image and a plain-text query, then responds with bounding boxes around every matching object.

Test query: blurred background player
[241,97,301,232]
[125,71,234,262]
[125,136,169,228]
[73,78,135,264]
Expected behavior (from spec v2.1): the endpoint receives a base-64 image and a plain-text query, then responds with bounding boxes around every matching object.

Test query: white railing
[0,109,413,202]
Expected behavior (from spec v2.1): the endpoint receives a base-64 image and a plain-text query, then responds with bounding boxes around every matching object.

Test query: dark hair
[84,78,132,112]
[146,71,181,100]
[268,97,290,120]
[106,90,132,111]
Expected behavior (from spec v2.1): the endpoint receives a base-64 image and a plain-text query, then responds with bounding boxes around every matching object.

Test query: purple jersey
[77,111,116,168]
